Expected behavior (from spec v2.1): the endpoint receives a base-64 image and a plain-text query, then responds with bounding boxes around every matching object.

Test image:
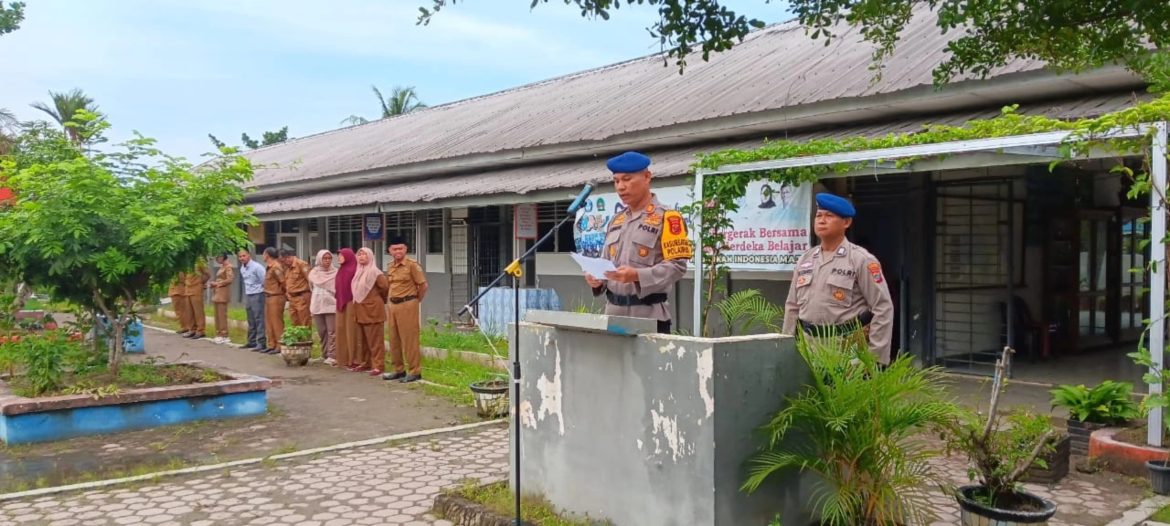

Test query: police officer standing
[781,193,894,364]
[584,151,692,334]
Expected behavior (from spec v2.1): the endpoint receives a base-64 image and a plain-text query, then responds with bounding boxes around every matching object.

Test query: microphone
[565,183,595,215]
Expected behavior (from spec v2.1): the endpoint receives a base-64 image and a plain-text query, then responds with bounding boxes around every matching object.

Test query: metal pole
[1149,121,1167,448]
[512,271,522,524]
[692,169,705,336]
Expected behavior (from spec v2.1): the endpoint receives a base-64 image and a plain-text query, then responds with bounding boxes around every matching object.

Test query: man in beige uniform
[782,192,894,364]
[584,151,691,334]
[168,274,193,336]
[381,236,428,383]
[182,261,211,339]
[280,249,313,327]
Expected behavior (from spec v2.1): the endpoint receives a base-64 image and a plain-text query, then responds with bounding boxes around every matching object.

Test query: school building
[238,9,1159,386]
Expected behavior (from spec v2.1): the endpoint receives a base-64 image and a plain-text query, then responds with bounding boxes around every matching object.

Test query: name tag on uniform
[830,268,855,277]
[638,224,659,235]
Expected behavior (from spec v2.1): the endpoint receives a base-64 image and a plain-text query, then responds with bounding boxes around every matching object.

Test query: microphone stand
[458,202,586,526]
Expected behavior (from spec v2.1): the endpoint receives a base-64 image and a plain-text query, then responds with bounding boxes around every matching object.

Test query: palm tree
[341,85,427,125]
[30,88,100,142]
[0,108,16,155]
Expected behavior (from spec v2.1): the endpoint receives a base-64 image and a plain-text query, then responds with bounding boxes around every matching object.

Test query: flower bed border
[0,362,270,444]
[1088,427,1167,476]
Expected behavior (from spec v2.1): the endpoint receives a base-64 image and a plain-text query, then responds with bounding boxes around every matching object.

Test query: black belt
[265,293,285,298]
[799,311,874,335]
[605,291,667,307]
[389,295,417,304]
[289,290,310,296]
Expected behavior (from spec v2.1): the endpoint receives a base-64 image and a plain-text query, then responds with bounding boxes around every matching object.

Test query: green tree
[29,89,102,143]
[418,0,1170,84]
[341,85,427,125]
[0,112,256,372]
[0,1,24,36]
[209,126,289,150]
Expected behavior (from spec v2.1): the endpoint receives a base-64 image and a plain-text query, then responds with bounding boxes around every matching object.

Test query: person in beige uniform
[382,237,428,383]
[209,254,235,344]
[261,247,287,355]
[168,274,193,337]
[280,249,313,327]
[782,193,894,364]
[182,261,211,339]
[584,151,691,334]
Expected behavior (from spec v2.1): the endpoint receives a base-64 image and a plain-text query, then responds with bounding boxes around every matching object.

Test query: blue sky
[0,0,792,161]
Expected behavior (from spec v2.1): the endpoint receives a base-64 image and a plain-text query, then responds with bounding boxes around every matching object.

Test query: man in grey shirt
[237,250,267,350]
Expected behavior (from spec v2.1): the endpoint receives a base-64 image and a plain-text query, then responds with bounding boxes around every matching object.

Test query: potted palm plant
[1050,380,1140,456]
[945,347,1058,525]
[742,332,958,526]
[279,325,313,367]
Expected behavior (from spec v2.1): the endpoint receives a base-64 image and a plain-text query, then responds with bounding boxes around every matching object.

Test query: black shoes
[382,371,406,381]
[400,374,422,383]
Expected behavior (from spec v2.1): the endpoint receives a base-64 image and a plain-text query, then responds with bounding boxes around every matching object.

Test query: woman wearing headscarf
[334,248,358,369]
[308,250,338,365]
[349,247,389,375]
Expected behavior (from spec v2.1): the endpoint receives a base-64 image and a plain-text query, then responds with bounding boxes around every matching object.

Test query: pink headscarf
[335,248,357,311]
[350,247,381,303]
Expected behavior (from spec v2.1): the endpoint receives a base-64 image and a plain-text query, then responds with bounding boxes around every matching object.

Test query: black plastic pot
[1148,460,1170,495]
[955,486,1057,525]
[1066,419,1104,456]
[469,380,509,419]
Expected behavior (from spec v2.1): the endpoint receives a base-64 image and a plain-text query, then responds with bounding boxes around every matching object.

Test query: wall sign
[514,203,538,240]
[363,213,384,241]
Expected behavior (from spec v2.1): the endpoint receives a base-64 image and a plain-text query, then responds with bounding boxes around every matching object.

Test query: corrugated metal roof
[243,5,1054,190]
[250,91,1147,216]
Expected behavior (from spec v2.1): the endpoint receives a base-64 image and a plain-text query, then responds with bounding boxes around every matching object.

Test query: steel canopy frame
[690,123,1169,446]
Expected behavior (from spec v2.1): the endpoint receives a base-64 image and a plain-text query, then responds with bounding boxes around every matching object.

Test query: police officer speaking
[781,193,894,364]
[584,151,693,334]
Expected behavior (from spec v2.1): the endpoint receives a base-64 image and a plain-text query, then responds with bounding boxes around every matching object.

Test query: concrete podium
[512,311,816,526]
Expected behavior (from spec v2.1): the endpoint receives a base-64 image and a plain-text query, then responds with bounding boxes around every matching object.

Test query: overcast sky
[1,0,791,161]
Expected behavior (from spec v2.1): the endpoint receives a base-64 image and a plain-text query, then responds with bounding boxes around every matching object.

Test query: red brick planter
[1088,427,1169,476]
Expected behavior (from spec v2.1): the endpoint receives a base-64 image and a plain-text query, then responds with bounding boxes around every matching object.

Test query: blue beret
[606,151,651,173]
[815,192,856,218]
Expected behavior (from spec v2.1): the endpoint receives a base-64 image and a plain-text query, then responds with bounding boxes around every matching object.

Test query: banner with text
[573,181,811,271]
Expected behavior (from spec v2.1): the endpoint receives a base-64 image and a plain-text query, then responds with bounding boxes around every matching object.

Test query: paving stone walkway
[0,423,1150,526]
[0,426,508,526]
[922,451,1143,526]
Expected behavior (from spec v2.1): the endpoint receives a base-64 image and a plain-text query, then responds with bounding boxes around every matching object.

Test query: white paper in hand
[570,252,617,278]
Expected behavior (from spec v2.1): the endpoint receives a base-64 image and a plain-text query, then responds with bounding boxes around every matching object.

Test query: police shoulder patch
[866,261,884,284]
[660,210,693,261]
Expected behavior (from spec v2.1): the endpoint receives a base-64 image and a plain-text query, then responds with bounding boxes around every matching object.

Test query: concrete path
[0,425,508,526]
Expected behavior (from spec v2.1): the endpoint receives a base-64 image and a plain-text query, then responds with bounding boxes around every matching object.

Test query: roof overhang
[245,67,1141,201]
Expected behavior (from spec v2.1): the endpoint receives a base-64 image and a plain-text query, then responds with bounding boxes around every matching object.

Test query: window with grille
[384,211,416,249]
[426,209,444,254]
[536,201,574,253]
[327,215,363,253]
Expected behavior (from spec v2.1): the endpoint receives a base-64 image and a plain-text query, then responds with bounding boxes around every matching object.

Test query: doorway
[930,180,1021,376]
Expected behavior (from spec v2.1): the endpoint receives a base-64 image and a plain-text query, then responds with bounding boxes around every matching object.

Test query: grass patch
[421,320,507,356]
[202,305,250,322]
[146,313,250,346]
[7,358,228,399]
[0,456,191,494]
[415,354,506,406]
[442,480,608,526]
[1151,503,1170,522]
